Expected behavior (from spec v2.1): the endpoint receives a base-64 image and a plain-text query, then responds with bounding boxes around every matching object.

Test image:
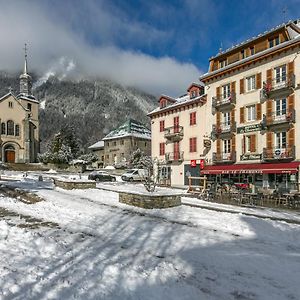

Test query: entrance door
[5,150,15,163]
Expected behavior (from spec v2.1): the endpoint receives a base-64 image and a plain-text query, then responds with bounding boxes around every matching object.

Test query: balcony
[212,121,236,138]
[263,109,295,127]
[212,92,236,110]
[164,126,184,143]
[262,146,295,161]
[165,151,184,163]
[260,74,295,101]
[212,151,236,164]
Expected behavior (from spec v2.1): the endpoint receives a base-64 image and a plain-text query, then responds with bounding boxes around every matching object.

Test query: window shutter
[256,103,262,120]
[288,128,295,147]
[231,109,235,123]
[266,100,273,124]
[216,112,221,126]
[266,132,273,149]
[242,136,246,154]
[231,135,236,151]
[231,81,236,94]
[240,107,245,123]
[240,78,244,94]
[216,139,221,154]
[266,69,272,85]
[250,135,256,152]
[216,87,220,98]
[256,73,262,89]
[288,94,295,113]
[288,61,294,78]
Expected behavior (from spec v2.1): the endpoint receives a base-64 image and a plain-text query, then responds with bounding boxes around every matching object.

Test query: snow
[0,175,300,299]
[88,140,104,150]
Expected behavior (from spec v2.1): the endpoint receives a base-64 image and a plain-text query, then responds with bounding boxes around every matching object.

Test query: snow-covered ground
[1,175,300,300]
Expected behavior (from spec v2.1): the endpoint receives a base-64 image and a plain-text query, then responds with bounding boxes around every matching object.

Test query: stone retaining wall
[119,191,181,209]
[54,179,96,190]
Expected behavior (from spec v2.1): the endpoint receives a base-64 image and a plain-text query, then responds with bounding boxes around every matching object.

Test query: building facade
[0,54,39,163]
[89,119,151,168]
[150,20,300,190]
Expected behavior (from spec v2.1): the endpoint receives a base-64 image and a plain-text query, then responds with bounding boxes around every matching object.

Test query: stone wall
[119,191,181,209]
[54,179,96,190]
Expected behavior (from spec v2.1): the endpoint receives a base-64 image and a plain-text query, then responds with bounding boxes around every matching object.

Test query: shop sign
[203,139,211,148]
[190,160,197,167]
[199,159,205,170]
[237,123,261,134]
[240,153,262,161]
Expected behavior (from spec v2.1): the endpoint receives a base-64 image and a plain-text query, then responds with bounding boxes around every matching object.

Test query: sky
[0,0,299,96]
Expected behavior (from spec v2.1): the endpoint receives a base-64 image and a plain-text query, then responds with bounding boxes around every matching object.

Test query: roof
[187,82,205,91]
[211,19,300,60]
[88,140,104,150]
[103,119,151,141]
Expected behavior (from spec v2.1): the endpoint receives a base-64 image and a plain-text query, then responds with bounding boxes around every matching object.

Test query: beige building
[89,119,151,168]
[150,20,300,190]
[0,54,39,163]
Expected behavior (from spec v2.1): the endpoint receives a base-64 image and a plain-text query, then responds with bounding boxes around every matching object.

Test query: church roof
[103,119,151,141]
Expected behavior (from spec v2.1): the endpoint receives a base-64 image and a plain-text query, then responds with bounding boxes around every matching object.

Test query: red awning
[202,162,300,175]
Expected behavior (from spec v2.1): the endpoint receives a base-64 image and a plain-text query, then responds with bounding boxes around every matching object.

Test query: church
[0,50,39,163]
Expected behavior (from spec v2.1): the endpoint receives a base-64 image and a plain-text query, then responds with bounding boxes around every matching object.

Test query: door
[5,150,15,163]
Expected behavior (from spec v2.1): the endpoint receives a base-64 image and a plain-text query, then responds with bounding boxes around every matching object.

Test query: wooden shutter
[266,132,273,149]
[266,100,273,124]
[240,107,245,123]
[231,81,236,94]
[288,94,295,113]
[288,128,295,146]
[240,78,244,94]
[288,61,294,77]
[216,86,220,98]
[256,72,262,89]
[250,135,256,152]
[231,135,236,151]
[266,69,272,84]
[256,103,262,120]
[216,139,221,154]
[242,136,246,154]
[216,112,221,126]
[231,109,235,123]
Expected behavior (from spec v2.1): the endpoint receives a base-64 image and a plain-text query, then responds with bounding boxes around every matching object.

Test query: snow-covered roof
[103,119,151,141]
[88,140,105,150]
[17,94,39,104]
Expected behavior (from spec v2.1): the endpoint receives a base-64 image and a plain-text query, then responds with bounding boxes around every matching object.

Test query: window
[190,90,197,99]
[159,120,165,132]
[219,59,227,68]
[121,140,124,145]
[7,120,14,136]
[250,47,255,55]
[113,141,116,146]
[269,36,280,48]
[27,103,32,111]
[275,98,286,118]
[144,142,147,147]
[223,139,231,153]
[274,65,286,83]
[159,143,165,156]
[174,116,179,133]
[243,135,256,153]
[246,75,256,91]
[222,84,230,99]
[275,132,287,149]
[107,142,109,147]
[1,122,5,135]
[121,153,124,157]
[160,99,167,108]
[8,101,13,108]
[190,112,196,125]
[106,154,109,159]
[247,105,256,122]
[223,111,231,126]
[241,49,245,59]
[15,125,20,136]
[189,137,197,152]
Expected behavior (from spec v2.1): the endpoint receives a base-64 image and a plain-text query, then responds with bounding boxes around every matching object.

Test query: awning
[201,162,300,175]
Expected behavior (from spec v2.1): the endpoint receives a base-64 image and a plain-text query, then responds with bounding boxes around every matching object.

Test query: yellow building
[0,53,39,163]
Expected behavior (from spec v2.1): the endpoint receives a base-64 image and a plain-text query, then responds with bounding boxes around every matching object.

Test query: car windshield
[125,169,135,174]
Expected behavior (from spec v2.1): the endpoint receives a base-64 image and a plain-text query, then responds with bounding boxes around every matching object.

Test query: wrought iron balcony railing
[212,121,236,137]
[212,151,236,164]
[262,146,295,161]
[263,109,295,127]
[165,151,184,163]
[212,92,236,109]
[164,126,184,142]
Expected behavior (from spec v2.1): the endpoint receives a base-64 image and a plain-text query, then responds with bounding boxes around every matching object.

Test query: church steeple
[19,43,32,97]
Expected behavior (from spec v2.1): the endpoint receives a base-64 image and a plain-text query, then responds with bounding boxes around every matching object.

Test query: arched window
[15,124,20,137]
[7,120,14,136]
[1,122,5,135]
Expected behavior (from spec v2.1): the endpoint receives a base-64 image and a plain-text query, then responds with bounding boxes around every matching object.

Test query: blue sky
[0,0,299,95]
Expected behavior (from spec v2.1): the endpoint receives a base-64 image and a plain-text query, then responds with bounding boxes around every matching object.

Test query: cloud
[0,0,201,96]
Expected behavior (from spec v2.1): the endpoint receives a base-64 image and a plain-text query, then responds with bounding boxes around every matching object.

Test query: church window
[15,125,20,137]
[8,101,13,108]
[27,103,32,111]
[7,120,14,136]
[1,123,5,135]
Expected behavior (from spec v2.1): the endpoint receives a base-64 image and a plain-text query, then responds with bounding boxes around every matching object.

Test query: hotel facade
[149,20,300,190]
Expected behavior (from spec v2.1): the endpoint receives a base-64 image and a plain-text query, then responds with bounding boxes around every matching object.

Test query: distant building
[0,47,39,163]
[89,119,151,167]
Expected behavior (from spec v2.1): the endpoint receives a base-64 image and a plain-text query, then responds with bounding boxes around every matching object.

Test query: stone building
[89,119,151,167]
[0,51,39,163]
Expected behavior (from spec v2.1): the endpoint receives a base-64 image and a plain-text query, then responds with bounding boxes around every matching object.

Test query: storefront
[201,162,300,191]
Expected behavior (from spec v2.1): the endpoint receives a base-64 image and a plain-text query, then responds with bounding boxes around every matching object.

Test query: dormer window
[241,49,245,59]
[219,59,227,69]
[250,47,255,56]
[190,90,197,99]
[160,99,167,108]
[269,36,280,48]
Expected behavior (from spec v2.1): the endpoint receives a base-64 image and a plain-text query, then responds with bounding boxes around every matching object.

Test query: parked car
[88,171,116,182]
[121,169,148,182]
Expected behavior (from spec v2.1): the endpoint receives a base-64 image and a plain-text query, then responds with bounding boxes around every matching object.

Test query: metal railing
[264,109,295,126]
[212,151,236,164]
[262,146,295,161]
[164,126,184,141]
[212,92,236,108]
[212,121,236,136]
[165,151,184,162]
